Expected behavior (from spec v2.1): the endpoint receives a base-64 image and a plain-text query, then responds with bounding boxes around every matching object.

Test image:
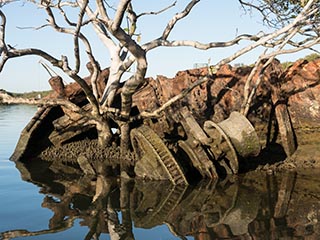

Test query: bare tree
[0,0,319,152]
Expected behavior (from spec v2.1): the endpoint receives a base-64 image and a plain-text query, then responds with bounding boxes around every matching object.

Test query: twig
[136,1,177,18]
[39,60,58,77]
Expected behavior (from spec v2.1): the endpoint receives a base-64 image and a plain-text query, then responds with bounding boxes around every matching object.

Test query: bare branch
[242,28,301,115]
[16,24,51,31]
[136,1,177,19]
[215,2,314,70]
[125,3,137,37]
[43,2,103,104]
[0,10,7,56]
[44,6,74,37]
[57,0,77,27]
[239,0,271,25]
[0,47,60,71]
[121,33,269,78]
[144,33,269,52]
[0,46,100,113]
[0,90,107,129]
[96,0,148,111]
[74,0,88,73]
[241,56,267,116]
[111,0,131,31]
[96,0,110,22]
[161,0,200,40]
[84,1,115,48]
[266,39,320,57]
[0,0,16,7]
[121,54,147,117]
[39,60,56,77]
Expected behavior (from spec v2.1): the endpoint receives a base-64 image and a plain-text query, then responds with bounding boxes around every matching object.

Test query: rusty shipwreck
[4,58,320,184]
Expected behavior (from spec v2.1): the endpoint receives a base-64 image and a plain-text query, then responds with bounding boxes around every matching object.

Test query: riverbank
[268,128,320,171]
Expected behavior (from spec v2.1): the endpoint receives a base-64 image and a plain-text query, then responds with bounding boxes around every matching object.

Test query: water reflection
[2,160,320,239]
[0,105,37,159]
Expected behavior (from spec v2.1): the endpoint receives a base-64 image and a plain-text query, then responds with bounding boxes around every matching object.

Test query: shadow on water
[1,159,320,240]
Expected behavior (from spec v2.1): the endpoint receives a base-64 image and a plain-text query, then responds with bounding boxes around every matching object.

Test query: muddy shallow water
[1,104,320,239]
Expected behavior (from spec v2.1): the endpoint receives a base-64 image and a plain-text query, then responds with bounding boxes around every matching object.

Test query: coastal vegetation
[2,90,52,99]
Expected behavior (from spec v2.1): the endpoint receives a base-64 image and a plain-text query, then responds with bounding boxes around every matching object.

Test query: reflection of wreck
[2,162,320,239]
[8,58,320,183]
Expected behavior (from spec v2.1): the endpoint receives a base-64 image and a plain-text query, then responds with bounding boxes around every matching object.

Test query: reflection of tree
[2,162,320,239]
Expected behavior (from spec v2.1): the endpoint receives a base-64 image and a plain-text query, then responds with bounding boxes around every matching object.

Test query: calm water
[1,105,320,240]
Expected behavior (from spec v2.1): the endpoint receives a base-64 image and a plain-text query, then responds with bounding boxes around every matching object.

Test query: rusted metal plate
[271,84,297,157]
[49,104,94,146]
[10,107,54,161]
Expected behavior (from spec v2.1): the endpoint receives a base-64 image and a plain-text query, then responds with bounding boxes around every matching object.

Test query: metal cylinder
[215,111,260,158]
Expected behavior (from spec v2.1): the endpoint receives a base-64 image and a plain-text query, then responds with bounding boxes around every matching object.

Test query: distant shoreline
[0,89,52,99]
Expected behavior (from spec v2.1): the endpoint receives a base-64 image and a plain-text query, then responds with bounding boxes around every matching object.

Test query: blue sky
[0,0,315,93]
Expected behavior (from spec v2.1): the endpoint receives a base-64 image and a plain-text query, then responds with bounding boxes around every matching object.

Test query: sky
[0,0,316,93]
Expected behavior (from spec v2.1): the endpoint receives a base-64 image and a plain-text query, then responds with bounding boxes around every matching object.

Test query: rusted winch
[203,111,261,174]
[130,108,261,184]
